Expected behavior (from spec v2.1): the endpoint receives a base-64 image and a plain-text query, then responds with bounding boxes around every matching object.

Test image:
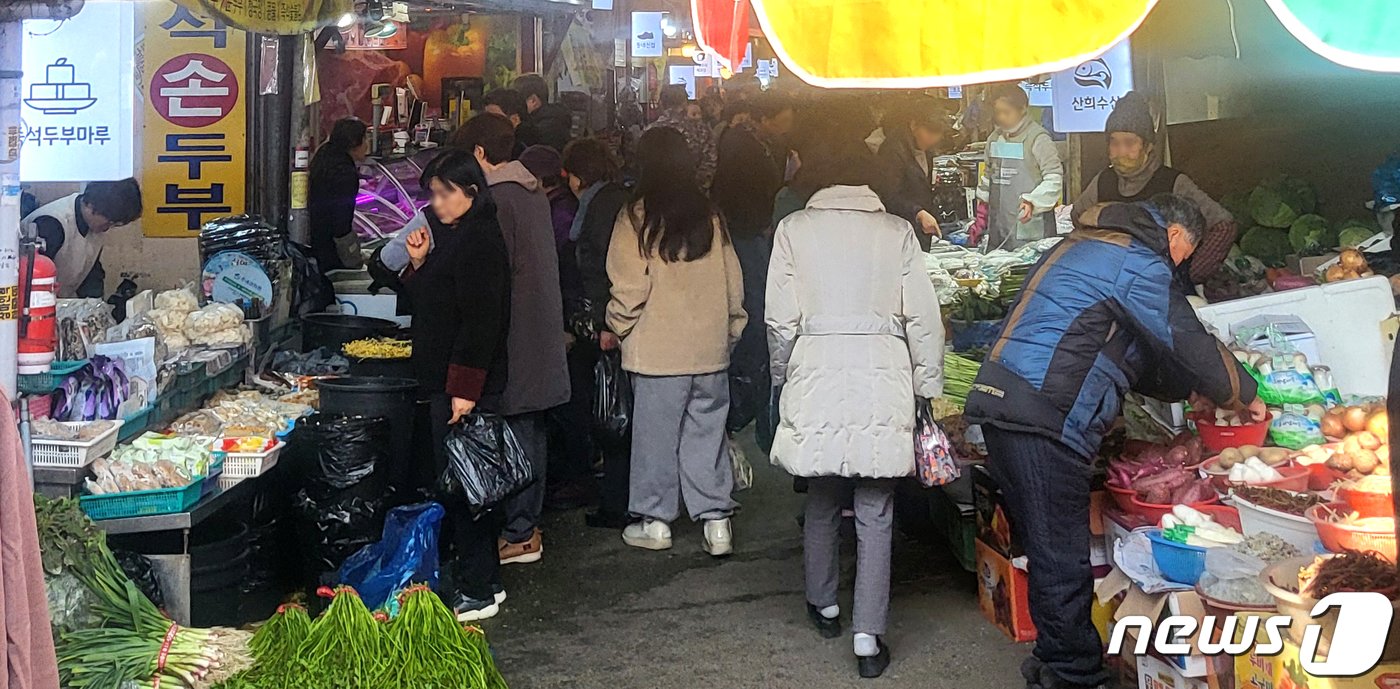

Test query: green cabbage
[1238,226,1290,267]
[1269,174,1317,215]
[1249,183,1304,228]
[1336,219,1378,248]
[1287,214,1335,255]
[1220,190,1251,224]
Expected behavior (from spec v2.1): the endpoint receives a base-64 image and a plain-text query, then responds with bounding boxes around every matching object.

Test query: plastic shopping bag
[914,399,961,488]
[729,441,753,492]
[440,413,535,514]
[338,502,445,612]
[593,351,632,443]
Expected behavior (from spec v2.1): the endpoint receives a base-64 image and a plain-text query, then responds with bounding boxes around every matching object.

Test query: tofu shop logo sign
[150,54,240,128]
[1109,591,1393,676]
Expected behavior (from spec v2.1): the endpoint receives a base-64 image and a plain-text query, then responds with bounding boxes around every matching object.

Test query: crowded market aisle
[486,432,1026,689]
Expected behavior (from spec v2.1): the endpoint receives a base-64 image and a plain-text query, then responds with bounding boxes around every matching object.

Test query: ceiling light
[336,12,356,27]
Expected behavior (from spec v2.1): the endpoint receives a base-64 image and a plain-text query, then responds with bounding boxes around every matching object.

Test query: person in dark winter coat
[307,118,369,275]
[964,195,1265,689]
[401,149,511,622]
[711,93,794,434]
[874,99,946,251]
[512,73,574,152]
[1070,92,1237,285]
[561,138,633,528]
[451,114,570,566]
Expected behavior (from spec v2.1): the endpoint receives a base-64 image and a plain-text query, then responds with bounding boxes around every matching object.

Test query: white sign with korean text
[20,2,136,182]
[1020,80,1053,107]
[693,51,716,78]
[631,12,663,58]
[668,65,696,99]
[1051,40,1133,133]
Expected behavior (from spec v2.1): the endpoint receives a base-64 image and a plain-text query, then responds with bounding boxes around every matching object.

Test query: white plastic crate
[220,441,283,479]
[30,421,124,468]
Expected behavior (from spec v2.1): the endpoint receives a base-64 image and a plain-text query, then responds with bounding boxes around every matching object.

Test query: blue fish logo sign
[1074,58,1112,89]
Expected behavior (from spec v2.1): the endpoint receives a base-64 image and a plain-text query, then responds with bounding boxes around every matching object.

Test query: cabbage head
[1336,219,1378,248]
[1287,214,1335,255]
[1238,226,1290,267]
[1249,183,1304,228]
[1269,174,1317,215]
[1219,190,1251,223]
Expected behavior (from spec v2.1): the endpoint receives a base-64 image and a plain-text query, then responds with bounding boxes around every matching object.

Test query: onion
[1340,248,1368,272]
[1345,406,1371,433]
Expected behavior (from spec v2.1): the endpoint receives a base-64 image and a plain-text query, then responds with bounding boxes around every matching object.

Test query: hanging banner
[173,0,352,35]
[1051,40,1133,133]
[668,65,697,98]
[141,1,248,238]
[692,0,750,70]
[631,12,664,58]
[20,3,136,182]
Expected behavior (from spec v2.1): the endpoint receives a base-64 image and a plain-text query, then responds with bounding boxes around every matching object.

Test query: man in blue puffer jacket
[965,194,1265,689]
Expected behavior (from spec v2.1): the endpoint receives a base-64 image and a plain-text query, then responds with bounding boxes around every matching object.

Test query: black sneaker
[452,592,500,622]
[806,603,841,639]
[857,639,890,679]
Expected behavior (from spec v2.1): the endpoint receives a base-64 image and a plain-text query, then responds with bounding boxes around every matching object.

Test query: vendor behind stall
[308,118,369,275]
[24,178,142,298]
[1070,92,1236,284]
[971,83,1063,251]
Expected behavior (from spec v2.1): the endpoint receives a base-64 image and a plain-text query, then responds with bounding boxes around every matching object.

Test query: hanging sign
[1020,80,1053,107]
[20,2,136,182]
[631,12,664,58]
[173,0,352,35]
[1051,39,1133,133]
[693,50,716,77]
[667,65,697,99]
[141,1,248,238]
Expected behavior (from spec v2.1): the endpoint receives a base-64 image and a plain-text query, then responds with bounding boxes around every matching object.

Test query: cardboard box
[973,465,1019,558]
[1290,253,1338,279]
[1274,638,1400,689]
[1139,653,1209,689]
[976,540,1036,642]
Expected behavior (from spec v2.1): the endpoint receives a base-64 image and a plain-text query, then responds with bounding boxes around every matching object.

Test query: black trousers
[429,394,502,601]
[597,437,631,518]
[983,427,1106,689]
[547,343,598,486]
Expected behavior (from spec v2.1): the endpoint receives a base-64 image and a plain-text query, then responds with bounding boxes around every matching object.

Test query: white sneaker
[622,519,672,550]
[703,518,733,556]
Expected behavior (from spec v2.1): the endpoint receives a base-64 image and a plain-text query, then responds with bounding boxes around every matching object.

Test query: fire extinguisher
[18,239,57,374]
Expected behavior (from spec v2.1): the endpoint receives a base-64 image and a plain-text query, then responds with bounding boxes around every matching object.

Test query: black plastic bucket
[319,377,419,491]
[190,520,250,627]
[301,313,399,353]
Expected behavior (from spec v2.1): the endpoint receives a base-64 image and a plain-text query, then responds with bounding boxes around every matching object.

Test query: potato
[1368,410,1389,441]
[1326,265,1348,283]
[1343,435,1364,456]
[1353,450,1381,474]
[1218,447,1244,468]
[1238,445,1262,460]
[1357,431,1384,451]
[1328,452,1355,471]
[1259,447,1291,466]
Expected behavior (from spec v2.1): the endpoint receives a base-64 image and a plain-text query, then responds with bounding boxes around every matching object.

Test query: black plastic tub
[301,313,399,353]
[318,377,419,490]
[190,521,251,628]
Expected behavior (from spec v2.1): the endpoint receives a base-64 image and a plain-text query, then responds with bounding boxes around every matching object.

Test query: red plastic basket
[1193,413,1274,454]
[1107,483,1137,512]
[1129,493,1222,524]
[1336,486,1395,518]
[1307,502,1397,562]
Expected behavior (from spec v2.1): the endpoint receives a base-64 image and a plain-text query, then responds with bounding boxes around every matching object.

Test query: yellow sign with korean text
[141,1,247,238]
[175,0,351,36]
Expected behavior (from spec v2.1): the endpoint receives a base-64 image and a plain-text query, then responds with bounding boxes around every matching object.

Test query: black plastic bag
[440,413,535,514]
[593,351,632,443]
[564,297,597,342]
[114,550,164,610]
[293,413,388,491]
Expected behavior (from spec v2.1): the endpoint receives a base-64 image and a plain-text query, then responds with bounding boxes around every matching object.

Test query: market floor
[483,432,1029,689]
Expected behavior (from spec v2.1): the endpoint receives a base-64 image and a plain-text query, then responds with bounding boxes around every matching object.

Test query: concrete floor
[482,434,1030,688]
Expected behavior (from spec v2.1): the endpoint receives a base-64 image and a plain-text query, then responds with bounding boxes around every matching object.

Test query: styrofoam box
[1196,276,1395,397]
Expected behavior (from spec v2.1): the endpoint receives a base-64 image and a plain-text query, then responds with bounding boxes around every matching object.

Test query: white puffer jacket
[765,185,945,479]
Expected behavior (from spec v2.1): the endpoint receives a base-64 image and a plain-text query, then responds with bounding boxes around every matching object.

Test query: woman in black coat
[307,118,369,274]
[874,100,947,251]
[402,149,512,621]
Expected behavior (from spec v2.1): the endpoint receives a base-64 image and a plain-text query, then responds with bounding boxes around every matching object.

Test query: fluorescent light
[336,12,356,27]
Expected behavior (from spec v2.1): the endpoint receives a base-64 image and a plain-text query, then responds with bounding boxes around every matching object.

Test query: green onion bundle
[296,586,388,689]
[943,353,982,407]
[384,585,507,688]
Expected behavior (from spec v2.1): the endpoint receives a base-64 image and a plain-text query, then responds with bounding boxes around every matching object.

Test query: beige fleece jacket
[605,204,747,376]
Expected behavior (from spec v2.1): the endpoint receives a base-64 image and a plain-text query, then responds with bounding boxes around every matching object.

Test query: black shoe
[857,640,890,679]
[451,592,500,622]
[1022,656,1046,686]
[585,511,630,529]
[806,603,841,639]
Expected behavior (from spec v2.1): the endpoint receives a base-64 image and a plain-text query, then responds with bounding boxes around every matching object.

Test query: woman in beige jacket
[606,127,747,556]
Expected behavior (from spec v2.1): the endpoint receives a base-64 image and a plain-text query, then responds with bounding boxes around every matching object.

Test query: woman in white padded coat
[765,139,945,679]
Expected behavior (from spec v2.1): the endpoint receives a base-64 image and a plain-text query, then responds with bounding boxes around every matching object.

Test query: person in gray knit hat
[1071,91,1237,286]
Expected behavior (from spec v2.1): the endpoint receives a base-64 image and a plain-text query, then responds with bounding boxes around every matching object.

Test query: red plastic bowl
[1107,483,1137,512]
[1193,413,1274,454]
[1129,493,1222,525]
[1307,502,1397,562]
[1337,486,1396,518]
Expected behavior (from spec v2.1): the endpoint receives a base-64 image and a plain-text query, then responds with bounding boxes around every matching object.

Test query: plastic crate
[30,421,124,468]
[17,360,86,395]
[79,477,205,520]
[117,406,154,443]
[221,441,282,479]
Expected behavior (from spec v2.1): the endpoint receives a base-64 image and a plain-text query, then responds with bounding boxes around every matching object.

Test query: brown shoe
[499,529,543,565]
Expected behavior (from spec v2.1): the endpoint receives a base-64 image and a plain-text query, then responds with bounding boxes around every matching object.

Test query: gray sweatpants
[629,372,737,522]
[804,476,897,636]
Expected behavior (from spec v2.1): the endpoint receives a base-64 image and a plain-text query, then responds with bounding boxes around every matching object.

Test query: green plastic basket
[117,406,154,442]
[17,360,86,395]
[79,476,206,521]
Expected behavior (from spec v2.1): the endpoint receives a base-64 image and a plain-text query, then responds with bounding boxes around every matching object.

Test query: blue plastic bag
[337,501,445,612]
